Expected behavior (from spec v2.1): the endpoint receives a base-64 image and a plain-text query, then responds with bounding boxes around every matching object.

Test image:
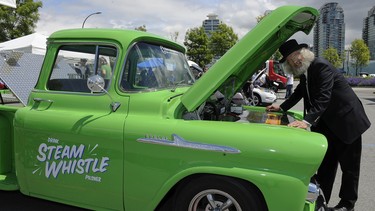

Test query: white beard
[294,60,311,76]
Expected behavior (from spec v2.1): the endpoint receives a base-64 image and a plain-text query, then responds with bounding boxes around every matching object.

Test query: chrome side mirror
[87,75,105,93]
[87,75,121,112]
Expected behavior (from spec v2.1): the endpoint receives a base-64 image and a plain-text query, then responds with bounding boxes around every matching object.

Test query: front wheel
[174,175,267,211]
[249,93,261,106]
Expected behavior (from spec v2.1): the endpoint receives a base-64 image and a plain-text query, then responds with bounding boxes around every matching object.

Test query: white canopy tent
[0,33,48,55]
[0,0,16,8]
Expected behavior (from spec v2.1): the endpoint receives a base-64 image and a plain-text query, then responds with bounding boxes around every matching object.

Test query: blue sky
[35,0,374,47]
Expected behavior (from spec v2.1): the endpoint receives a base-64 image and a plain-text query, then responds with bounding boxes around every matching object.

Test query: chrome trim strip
[137,134,241,154]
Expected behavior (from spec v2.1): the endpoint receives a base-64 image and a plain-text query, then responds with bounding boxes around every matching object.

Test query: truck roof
[48,28,186,53]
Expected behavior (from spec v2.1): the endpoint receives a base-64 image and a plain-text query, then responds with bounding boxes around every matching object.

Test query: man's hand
[266,104,281,112]
[288,120,308,129]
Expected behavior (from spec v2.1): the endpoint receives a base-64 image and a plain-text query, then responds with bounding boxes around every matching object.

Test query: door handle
[32,98,53,110]
[33,98,53,103]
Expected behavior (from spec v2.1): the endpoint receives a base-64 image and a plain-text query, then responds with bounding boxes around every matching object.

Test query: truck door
[14,44,127,210]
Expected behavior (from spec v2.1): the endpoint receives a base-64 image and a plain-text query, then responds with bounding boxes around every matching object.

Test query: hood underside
[181,5,318,111]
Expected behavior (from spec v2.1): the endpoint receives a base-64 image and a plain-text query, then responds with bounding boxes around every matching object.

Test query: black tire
[271,85,279,93]
[315,189,328,211]
[174,175,267,211]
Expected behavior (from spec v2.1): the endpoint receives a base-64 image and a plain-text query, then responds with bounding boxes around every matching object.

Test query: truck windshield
[120,42,195,91]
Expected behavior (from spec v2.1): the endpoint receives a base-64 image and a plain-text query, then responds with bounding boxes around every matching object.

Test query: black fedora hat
[279,39,308,63]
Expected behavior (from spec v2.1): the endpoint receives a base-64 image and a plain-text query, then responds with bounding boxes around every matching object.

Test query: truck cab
[264,59,287,92]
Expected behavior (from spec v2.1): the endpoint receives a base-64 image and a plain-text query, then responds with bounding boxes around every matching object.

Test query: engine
[183,91,246,121]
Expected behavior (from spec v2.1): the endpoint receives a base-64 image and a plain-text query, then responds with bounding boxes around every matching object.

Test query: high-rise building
[363,6,375,60]
[313,3,345,58]
[202,13,221,37]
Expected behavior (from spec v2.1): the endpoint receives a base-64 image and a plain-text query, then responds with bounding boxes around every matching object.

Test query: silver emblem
[137,134,241,154]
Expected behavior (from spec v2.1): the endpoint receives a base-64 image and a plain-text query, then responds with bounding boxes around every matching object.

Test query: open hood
[181,6,318,111]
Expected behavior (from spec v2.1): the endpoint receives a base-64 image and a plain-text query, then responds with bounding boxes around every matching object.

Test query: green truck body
[0,6,327,211]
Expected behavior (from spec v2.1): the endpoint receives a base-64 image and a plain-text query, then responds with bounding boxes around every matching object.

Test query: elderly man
[266,39,371,211]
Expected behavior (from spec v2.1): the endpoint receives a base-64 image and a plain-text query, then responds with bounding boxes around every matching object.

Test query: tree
[322,47,342,68]
[0,0,43,42]
[184,27,213,68]
[256,14,266,23]
[350,39,370,76]
[209,23,238,57]
[271,51,282,61]
[134,25,147,32]
[170,31,179,42]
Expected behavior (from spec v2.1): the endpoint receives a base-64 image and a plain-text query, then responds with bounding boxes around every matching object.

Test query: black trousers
[312,121,362,207]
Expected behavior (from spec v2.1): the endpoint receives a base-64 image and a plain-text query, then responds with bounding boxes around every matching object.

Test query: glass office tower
[202,13,221,37]
[313,2,345,58]
[363,6,375,60]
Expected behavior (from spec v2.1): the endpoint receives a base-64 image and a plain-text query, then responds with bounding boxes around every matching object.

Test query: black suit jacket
[280,58,371,144]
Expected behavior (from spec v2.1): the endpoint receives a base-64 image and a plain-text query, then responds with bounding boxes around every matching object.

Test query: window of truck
[47,45,117,93]
[120,42,194,92]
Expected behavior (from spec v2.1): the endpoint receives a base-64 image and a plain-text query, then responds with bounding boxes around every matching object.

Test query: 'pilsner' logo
[33,138,110,180]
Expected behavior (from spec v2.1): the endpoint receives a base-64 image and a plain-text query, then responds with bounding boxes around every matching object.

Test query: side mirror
[87,75,105,92]
[87,75,121,112]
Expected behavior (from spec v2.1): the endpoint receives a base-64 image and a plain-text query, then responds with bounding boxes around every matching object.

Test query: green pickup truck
[0,5,327,211]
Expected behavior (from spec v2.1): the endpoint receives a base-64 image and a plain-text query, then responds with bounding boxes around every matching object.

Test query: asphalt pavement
[0,84,374,210]
[276,83,375,210]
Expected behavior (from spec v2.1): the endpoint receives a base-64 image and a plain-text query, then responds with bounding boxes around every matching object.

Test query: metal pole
[347,50,350,76]
[82,12,102,28]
